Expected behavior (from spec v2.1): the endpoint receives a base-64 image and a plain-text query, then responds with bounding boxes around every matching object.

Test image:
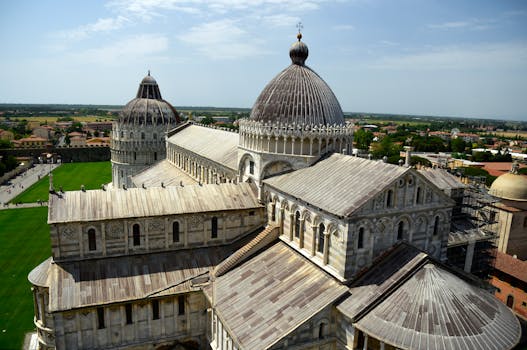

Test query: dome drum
[239,119,353,157]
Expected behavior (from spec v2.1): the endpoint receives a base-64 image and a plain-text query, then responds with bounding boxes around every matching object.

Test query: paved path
[0,163,60,206]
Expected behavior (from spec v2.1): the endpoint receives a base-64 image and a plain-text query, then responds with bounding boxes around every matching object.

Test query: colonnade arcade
[265,191,341,268]
[166,143,237,184]
[239,119,353,157]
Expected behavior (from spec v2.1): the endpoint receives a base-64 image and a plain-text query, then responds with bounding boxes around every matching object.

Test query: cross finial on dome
[296,22,303,41]
[148,70,150,76]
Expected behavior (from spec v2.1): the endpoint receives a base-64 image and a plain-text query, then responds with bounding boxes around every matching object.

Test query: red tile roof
[494,251,527,282]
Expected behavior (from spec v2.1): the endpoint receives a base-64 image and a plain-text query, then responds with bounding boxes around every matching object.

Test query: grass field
[0,207,50,350]
[11,162,111,203]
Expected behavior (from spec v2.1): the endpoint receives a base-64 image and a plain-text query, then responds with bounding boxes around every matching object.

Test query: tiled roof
[167,124,239,171]
[208,242,347,349]
[494,251,527,282]
[264,153,410,217]
[48,182,261,223]
[338,243,521,350]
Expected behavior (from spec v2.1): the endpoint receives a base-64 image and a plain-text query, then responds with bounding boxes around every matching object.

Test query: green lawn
[0,207,50,350]
[11,161,111,203]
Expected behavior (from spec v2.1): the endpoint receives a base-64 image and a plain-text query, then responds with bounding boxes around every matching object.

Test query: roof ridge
[212,225,280,278]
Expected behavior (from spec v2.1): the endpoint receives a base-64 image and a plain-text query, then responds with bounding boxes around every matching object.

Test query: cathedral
[28,33,521,350]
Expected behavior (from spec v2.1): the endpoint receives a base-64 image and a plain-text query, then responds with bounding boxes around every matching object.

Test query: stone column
[323,231,330,265]
[311,225,317,256]
[289,213,294,241]
[299,219,305,249]
[279,208,285,236]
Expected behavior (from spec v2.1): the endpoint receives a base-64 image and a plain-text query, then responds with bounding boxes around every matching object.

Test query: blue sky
[1,0,526,120]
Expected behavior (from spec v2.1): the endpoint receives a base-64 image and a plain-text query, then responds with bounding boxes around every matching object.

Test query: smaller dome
[489,171,527,202]
[136,71,162,99]
[289,33,308,65]
[118,72,180,126]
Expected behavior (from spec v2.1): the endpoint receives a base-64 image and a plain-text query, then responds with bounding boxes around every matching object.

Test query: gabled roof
[264,154,411,217]
[207,242,347,349]
[418,168,465,191]
[338,243,521,350]
[48,183,261,223]
[167,124,239,171]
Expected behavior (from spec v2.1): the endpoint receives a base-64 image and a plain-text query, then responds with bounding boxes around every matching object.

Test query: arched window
[416,187,422,204]
[141,132,145,140]
[433,216,439,235]
[271,202,276,222]
[386,190,394,208]
[130,132,133,138]
[133,224,140,246]
[88,228,96,251]
[294,211,301,238]
[211,217,218,238]
[397,221,404,240]
[153,133,157,140]
[154,152,157,161]
[133,152,137,161]
[507,295,514,308]
[318,322,327,339]
[120,131,123,138]
[358,227,364,249]
[317,223,325,253]
[172,221,180,243]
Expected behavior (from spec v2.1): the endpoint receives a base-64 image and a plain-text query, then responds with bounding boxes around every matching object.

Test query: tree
[200,115,215,125]
[371,136,401,159]
[354,129,374,150]
[451,138,466,153]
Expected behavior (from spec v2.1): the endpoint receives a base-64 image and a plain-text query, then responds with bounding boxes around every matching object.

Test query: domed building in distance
[111,72,180,188]
[29,33,521,350]
[489,162,527,259]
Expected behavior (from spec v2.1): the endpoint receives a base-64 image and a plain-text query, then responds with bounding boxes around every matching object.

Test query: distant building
[0,129,14,141]
[492,251,527,319]
[12,135,49,148]
[33,126,55,140]
[489,163,527,260]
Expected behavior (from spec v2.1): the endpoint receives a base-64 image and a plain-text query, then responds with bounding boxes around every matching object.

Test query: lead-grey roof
[48,183,261,223]
[47,240,255,312]
[249,38,344,126]
[118,73,180,126]
[338,243,521,350]
[207,242,348,350]
[418,168,465,191]
[167,124,239,171]
[264,154,410,217]
[131,160,198,188]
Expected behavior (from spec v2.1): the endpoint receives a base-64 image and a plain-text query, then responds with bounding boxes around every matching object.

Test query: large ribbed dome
[249,34,344,125]
[118,72,180,126]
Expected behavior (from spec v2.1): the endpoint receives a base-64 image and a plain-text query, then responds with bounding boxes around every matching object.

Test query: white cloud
[428,18,494,31]
[70,34,169,64]
[263,14,301,27]
[59,16,129,40]
[368,42,527,71]
[178,19,269,59]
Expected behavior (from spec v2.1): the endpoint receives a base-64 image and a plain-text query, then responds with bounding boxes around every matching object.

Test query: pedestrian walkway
[0,201,48,210]
[0,163,60,205]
